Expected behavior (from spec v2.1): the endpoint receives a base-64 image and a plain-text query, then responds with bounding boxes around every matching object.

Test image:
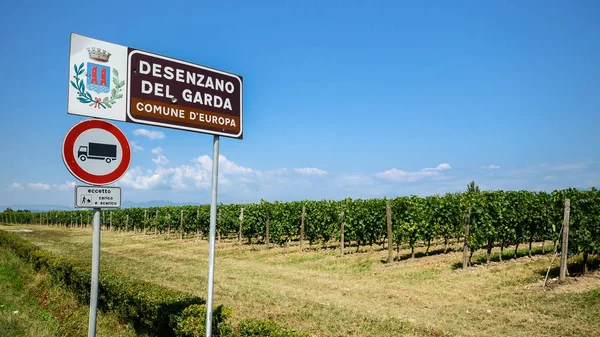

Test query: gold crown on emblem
[87,47,111,62]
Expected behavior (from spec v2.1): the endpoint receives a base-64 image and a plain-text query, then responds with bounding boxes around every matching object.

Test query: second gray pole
[205,135,220,337]
[88,208,101,337]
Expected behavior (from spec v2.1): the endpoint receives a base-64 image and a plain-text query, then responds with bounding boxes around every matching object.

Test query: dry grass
[2,224,599,337]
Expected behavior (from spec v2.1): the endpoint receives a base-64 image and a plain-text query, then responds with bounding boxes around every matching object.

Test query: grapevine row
[2,188,599,263]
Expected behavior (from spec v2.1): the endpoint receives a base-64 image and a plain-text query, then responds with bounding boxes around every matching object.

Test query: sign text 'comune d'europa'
[128,50,243,138]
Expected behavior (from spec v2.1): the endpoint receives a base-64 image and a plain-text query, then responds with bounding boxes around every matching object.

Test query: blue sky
[1,1,599,207]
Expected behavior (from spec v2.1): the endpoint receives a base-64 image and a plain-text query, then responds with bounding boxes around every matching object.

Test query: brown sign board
[127,50,243,139]
[68,34,243,139]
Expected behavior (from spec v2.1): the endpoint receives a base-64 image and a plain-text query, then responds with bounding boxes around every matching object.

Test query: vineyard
[2,187,599,270]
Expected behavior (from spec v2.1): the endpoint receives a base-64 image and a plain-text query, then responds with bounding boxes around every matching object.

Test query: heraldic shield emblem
[71,47,124,109]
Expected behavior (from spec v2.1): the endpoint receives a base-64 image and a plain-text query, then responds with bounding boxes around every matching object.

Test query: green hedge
[0,230,203,336]
[173,304,234,337]
[172,304,310,337]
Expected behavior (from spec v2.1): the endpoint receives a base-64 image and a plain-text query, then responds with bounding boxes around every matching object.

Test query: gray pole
[205,135,220,337]
[88,208,101,337]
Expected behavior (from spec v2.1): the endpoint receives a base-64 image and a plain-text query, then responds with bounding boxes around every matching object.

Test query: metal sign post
[88,208,101,337]
[205,135,220,337]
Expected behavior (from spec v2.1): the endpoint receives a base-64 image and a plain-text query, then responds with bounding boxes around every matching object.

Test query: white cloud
[120,167,173,190]
[376,168,437,182]
[220,156,253,175]
[293,168,327,176]
[121,154,252,191]
[28,183,50,190]
[172,165,210,189]
[133,129,165,140]
[54,181,76,192]
[422,163,452,171]
[437,163,452,170]
[130,141,143,152]
[376,163,452,182]
[152,155,170,166]
[192,155,253,175]
[8,182,23,190]
[544,175,558,181]
[151,147,164,155]
[483,165,500,170]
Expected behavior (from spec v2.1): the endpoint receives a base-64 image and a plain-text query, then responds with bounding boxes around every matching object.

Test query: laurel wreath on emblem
[71,63,124,109]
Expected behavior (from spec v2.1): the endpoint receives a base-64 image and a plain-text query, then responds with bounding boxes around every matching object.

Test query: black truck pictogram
[78,143,117,163]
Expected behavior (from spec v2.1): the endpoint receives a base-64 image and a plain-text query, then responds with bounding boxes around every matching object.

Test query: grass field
[0,247,60,337]
[1,224,599,337]
[0,245,144,337]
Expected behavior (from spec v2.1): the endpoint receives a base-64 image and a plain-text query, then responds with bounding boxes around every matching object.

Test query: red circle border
[62,119,131,186]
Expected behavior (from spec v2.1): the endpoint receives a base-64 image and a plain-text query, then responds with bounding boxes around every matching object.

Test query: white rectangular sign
[68,33,128,122]
[75,186,121,208]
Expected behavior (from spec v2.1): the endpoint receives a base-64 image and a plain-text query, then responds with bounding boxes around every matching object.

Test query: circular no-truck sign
[62,119,131,186]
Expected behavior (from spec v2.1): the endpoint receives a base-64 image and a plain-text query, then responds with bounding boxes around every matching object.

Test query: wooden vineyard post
[196,208,201,239]
[167,213,171,237]
[265,209,270,248]
[462,205,471,270]
[238,208,244,244]
[340,209,345,256]
[560,199,570,281]
[300,205,306,252]
[386,200,393,263]
[217,208,221,243]
[155,209,158,235]
[180,209,184,240]
[110,211,113,231]
[126,214,129,232]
